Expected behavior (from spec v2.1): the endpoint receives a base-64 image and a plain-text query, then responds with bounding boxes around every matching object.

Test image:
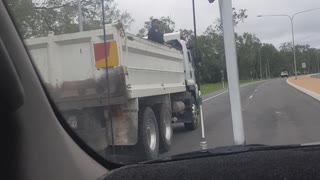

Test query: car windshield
[4,0,320,164]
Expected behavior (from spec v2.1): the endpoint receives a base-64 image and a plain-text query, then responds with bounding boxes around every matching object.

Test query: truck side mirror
[187,43,194,50]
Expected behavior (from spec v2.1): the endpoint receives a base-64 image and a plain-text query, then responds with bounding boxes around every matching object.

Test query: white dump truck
[25,23,200,160]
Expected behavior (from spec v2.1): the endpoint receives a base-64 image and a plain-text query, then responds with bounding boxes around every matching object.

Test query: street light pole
[267,57,270,78]
[77,0,83,32]
[265,65,268,78]
[290,17,297,79]
[258,8,320,80]
[317,52,320,73]
[316,51,320,73]
[268,51,276,78]
[192,0,207,150]
[192,0,198,62]
[259,46,263,80]
[191,0,201,88]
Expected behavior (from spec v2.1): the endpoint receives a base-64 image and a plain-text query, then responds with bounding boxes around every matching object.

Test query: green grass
[201,79,258,95]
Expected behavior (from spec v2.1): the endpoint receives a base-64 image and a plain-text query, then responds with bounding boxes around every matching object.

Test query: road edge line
[239,79,268,88]
[286,78,320,102]
[202,80,268,103]
[203,90,229,102]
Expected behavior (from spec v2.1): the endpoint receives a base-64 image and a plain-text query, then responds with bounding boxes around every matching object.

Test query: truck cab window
[187,51,195,68]
[187,52,192,62]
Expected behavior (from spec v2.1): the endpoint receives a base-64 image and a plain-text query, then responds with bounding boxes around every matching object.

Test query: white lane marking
[275,111,282,114]
[202,80,268,103]
[254,89,258,92]
[249,95,253,99]
[203,90,229,103]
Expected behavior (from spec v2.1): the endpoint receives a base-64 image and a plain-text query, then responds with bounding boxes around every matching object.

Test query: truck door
[186,50,196,83]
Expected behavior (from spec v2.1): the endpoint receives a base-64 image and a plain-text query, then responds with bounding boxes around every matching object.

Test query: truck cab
[164,32,198,98]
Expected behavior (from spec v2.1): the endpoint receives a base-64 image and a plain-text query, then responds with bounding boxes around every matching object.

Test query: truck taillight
[94,41,119,68]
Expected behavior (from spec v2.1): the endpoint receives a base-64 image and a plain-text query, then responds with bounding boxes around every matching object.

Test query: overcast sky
[116,0,320,49]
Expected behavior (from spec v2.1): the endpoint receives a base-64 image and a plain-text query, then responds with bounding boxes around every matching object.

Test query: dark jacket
[147,27,165,44]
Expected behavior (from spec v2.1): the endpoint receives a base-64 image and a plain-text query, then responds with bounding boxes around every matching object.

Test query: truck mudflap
[105,99,139,145]
[45,66,127,110]
[60,98,138,159]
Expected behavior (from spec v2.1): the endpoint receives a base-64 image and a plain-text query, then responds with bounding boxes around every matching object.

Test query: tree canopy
[6,0,134,38]
[6,1,320,83]
[137,9,319,83]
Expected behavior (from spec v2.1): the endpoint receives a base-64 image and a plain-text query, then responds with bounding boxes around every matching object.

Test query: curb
[308,73,320,79]
[286,77,320,102]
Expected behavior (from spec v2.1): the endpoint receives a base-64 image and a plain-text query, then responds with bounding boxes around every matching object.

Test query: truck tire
[184,95,199,130]
[137,106,159,160]
[154,104,172,152]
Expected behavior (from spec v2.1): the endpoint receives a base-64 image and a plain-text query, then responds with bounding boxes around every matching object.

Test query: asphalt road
[163,78,320,157]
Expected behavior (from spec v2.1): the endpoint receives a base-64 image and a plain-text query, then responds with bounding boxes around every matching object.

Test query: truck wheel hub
[164,113,172,141]
[146,118,157,151]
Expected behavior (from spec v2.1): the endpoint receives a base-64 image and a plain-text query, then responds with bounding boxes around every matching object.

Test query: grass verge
[201,79,258,95]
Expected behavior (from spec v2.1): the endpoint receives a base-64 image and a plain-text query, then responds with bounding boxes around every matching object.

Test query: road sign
[302,62,306,69]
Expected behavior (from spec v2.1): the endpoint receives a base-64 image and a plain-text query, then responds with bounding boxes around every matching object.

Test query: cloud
[235,0,320,48]
[116,0,320,48]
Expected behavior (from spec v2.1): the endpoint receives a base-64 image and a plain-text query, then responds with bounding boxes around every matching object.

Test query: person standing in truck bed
[148,19,165,44]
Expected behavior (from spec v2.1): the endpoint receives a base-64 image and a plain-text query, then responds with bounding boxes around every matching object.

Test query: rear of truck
[25,24,190,161]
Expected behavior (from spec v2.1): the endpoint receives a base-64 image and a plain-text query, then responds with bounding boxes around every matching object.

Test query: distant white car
[281,71,289,78]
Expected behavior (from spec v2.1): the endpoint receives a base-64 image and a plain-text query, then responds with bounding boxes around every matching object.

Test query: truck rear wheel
[184,95,199,130]
[154,104,172,152]
[137,107,159,160]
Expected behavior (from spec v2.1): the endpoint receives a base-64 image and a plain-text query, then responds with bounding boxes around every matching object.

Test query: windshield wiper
[143,144,300,164]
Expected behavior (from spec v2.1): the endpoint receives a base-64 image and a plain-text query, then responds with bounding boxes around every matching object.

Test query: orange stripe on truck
[94,41,119,68]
